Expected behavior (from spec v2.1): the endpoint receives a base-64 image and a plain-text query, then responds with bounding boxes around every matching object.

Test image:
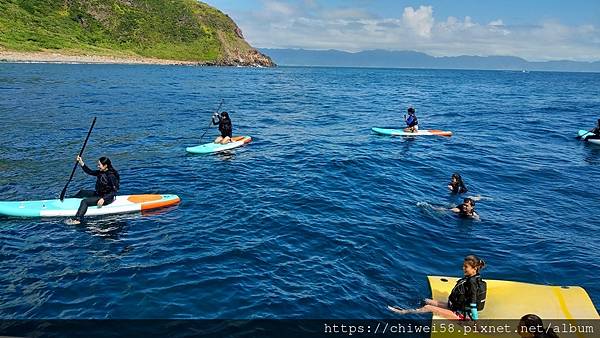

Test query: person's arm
[212,113,221,125]
[81,164,100,176]
[450,207,460,213]
[77,156,99,176]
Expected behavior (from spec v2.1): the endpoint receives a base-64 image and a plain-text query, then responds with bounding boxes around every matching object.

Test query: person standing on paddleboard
[213,111,232,144]
[404,107,419,133]
[68,156,120,224]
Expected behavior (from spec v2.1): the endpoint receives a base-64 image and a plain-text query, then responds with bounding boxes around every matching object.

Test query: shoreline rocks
[0,49,276,67]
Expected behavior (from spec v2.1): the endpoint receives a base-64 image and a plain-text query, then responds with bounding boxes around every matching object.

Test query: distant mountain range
[261,48,600,72]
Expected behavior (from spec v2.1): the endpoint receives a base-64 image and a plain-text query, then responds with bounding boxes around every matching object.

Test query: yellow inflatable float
[427,276,599,337]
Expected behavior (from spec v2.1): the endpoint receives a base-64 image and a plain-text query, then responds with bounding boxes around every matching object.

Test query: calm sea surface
[0,64,599,319]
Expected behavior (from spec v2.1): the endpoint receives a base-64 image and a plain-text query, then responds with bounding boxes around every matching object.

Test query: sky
[202,0,600,62]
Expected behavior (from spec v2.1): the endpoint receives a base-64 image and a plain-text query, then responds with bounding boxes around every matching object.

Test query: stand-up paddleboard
[372,127,452,137]
[186,136,252,154]
[578,130,600,145]
[0,194,181,217]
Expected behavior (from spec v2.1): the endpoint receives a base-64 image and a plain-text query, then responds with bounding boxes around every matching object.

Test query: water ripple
[0,65,599,319]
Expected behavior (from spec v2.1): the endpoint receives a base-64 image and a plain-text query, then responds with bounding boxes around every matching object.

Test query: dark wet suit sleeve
[212,115,221,125]
[82,164,100,176]
[587,128,600,139]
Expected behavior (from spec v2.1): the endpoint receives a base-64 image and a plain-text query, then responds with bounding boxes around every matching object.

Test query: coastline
[0,49,201,65]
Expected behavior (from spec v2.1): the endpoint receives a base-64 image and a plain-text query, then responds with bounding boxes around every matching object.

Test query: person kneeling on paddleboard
[213,111,232,144]
[451,198,479,219]
[68,156,120,224]
[404,107,419,133]
[388,255,487,321]
[448,173,468,194]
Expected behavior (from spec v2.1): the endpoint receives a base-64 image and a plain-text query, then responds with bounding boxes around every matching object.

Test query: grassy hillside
[0,0,271,64]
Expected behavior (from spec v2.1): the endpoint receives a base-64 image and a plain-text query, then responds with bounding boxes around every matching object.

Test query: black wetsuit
[74,164,119,221]
[586,126,600,140]
[406,114,418,128]
[456,203,476,218]
[448,274,480,318]
[449,182,468,194]
[213,115,232,138]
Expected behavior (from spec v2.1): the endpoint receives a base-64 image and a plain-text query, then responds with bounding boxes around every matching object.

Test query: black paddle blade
[59,185,69,202]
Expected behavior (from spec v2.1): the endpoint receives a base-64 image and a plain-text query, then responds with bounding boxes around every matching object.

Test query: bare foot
[387,305,410,314]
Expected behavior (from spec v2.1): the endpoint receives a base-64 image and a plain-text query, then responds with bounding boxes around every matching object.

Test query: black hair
[519,314,559,338]
[407,107,415,114]
[451,173,468,193]
[221,111,230,119]
[99,157,120,189]
[463,197,475,206]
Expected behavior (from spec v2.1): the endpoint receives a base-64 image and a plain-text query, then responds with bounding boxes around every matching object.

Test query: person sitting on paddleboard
[68,156,120,224]
[213,111,232,144]
[404,107,419,133]
[448,173,468,194]
[388,255,486,321]
[451,197,479,219]
[518,314,559,338]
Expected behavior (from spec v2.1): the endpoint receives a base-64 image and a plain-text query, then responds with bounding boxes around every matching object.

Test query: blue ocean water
[0,64,599,319]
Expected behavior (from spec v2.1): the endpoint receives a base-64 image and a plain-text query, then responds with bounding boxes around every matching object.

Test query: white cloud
[488,19,504,26]
[402,6,434,38]
[223,3,600,61]
[262,0,295,17]
[324,8,373,20]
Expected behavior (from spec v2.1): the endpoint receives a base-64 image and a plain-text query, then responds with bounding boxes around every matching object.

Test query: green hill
[0,0,274,66]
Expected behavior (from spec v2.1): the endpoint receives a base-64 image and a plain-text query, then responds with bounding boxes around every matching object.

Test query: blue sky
[203,1,600,61]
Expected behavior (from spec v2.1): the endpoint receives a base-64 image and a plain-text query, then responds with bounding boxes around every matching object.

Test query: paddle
[60,117,97,201]
[199,99,224,142]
